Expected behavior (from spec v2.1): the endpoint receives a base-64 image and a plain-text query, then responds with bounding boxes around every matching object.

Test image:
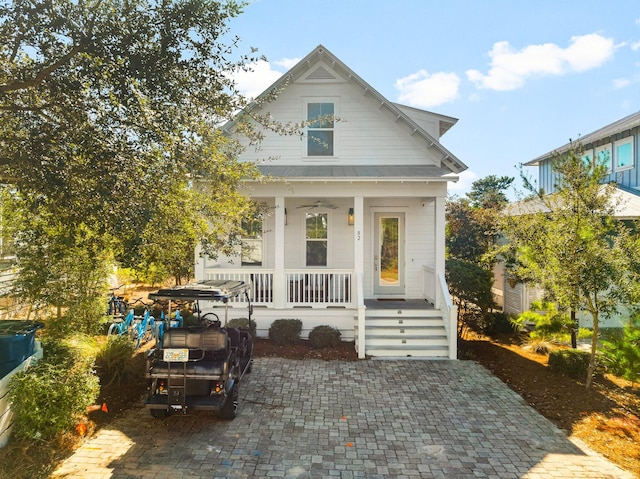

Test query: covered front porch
[195,185,457,359]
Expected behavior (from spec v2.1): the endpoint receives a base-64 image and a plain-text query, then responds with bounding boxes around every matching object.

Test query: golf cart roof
[149,280,250,302]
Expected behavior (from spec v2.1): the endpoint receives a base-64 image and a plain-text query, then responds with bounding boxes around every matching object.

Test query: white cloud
[447,170,479,194]
[632,41,640,51]
[231,58,299,99]
[466,33,615,91]
[394,70,460,108]
[274,57,300,70]
[613,78,631,89]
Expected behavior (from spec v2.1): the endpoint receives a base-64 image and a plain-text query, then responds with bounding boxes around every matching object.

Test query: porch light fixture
[348,208,354,226]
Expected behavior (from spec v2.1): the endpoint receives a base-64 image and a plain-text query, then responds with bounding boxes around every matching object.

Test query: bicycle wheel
[107,323,122,337]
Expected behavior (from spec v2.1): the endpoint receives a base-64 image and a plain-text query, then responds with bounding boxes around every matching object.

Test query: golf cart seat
[150,328,231,377]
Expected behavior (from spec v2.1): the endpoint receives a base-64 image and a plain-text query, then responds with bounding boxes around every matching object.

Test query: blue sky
[227,0,640,197]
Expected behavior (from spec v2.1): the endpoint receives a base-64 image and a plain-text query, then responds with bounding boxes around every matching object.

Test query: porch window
[305,212,327,266]
[241,217,262,266]
[307,103,334,156]
[615,137,634,170]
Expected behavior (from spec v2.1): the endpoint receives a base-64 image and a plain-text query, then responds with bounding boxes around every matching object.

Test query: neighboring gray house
[494,111,640,327]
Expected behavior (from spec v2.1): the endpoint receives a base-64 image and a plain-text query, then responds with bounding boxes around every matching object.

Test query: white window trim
[303,211,330,267]
[303,98,339,160]
[614,136,634,172]
[595,143,612,174]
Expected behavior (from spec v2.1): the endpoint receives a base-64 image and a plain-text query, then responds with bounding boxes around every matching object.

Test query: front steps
[360,309,450,358]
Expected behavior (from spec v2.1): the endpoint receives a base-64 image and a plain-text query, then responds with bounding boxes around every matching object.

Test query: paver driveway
[51,358,633,478]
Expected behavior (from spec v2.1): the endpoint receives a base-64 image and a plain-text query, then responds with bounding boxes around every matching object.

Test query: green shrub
[548,349,591,380]
[268,319,302,346]
[8,338,100,441]
[227,317,257,337]
[600,318,640,384]
[308,325,341,349]
[484,312,513,336]
[95,335,139,387]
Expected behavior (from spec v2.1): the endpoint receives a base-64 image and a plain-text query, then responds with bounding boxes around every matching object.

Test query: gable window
[615,137,634,171]
[595,143,612,173]
[305,212,327,266]
[241,217,262,266]
[307,102,334,156]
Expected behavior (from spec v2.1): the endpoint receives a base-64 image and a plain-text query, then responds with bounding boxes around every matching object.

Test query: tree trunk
[585,312,599,389]
[570,309,578,349]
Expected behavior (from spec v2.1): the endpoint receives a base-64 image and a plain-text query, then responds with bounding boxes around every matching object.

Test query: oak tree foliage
[0,0,265,316]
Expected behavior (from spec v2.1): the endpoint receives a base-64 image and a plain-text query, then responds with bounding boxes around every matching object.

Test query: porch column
[273,197,286,308]
[354,196,366,359]
[434,194,446,279]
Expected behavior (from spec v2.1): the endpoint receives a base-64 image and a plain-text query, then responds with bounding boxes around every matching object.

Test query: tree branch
[0,45,83,93]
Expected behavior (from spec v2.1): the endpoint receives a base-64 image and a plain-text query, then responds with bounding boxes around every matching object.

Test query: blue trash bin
[0,321,43,379]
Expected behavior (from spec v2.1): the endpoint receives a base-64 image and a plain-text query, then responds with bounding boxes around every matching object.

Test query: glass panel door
[374,213,405,295]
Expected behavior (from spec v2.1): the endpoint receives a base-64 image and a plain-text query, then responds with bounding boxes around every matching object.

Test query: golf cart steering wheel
[201,312,221,328]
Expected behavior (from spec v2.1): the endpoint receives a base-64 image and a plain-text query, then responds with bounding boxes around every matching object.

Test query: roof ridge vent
[306,66,336,80]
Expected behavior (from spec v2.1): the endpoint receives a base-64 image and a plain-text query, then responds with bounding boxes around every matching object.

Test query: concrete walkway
[51,358,634,478]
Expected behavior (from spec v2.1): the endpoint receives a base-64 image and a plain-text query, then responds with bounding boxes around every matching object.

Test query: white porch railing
[436,271,458,360]
[204,269,274,305]
[286,270,352,306]
[203,269,353,308]
[422,265,436,305]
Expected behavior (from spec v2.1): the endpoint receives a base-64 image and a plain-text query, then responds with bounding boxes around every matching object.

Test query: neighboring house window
[307,102,334,156]
[581,149,593,168]
[305,212,327,266]
[241,217,262,266]
[595,143,612,173]
[615,137,634,171]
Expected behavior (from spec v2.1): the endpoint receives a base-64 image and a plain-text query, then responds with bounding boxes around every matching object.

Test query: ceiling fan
[296,200,338,210]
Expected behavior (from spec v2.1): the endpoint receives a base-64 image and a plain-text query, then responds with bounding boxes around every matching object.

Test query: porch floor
[364,298,435,310]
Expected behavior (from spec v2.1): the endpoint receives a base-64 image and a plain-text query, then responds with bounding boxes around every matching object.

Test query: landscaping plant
[601,317,640,385]
[309,325,342,349]
[268,319,302,346]
[8,337,100,441]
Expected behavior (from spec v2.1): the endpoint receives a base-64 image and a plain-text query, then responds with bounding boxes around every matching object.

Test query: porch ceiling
[256,165,454,181]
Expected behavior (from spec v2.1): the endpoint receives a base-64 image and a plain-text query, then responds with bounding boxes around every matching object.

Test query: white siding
[362,197,434,299]
[237,71,443,168]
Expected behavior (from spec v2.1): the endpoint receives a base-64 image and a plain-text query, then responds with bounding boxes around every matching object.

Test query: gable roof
[525,110,640,166]
[225,44,467,175]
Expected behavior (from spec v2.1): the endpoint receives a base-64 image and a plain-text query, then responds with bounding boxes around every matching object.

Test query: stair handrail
[437,272,458,360]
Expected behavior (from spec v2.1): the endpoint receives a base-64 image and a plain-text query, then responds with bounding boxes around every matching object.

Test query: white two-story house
[195,45,467,359]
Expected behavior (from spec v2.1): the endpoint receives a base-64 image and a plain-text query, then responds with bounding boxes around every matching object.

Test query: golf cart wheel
[150,408,169,419]
[219,383,239,420]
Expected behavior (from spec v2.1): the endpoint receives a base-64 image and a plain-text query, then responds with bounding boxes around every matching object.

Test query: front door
[373,213,405,296]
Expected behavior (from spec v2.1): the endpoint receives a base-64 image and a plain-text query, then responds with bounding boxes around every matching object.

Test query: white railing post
[355,272,366,359]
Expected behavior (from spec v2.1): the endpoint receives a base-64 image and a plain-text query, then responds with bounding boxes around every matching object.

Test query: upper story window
[615,137,634,171]
[581,149,593,168]
[595,143,612,173]
[307,102,334,157]
[305,212,328,266]
[241,217,262,266]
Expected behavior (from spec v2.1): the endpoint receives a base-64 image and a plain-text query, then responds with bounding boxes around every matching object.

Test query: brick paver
[51,359,634,478]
